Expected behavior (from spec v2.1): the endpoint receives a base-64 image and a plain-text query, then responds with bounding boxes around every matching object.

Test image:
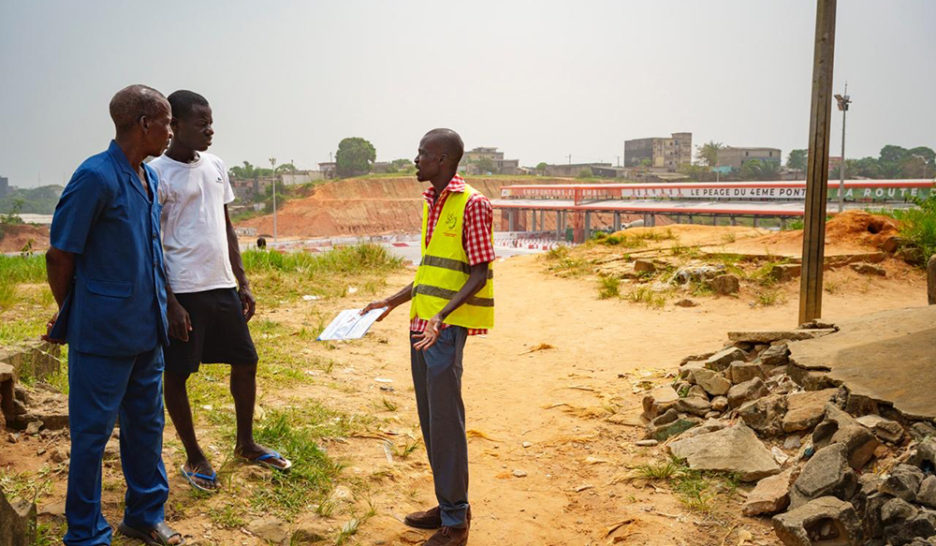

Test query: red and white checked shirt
[410,175,495,336]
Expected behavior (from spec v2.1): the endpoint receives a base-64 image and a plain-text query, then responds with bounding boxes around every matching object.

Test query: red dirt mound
[0,224,50,253]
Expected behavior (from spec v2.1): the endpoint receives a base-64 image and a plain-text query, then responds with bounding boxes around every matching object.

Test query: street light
[269,157,277,241]
[834,84,852,213]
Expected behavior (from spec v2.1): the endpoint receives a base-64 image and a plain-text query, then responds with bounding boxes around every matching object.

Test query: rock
[881,235,905,253]
[651,408,679,427]
[760,342,790,367]
[856,414,904,444]
[675,418,727,440]
[881,497,919,525]
[743,468,795,516]
[676,397,711,417]
[772,496,862,546]
[728,329,836,344]
[850,262,886,276]
[727,377,768,409]
[705,347,746,372]
[909,437,936,470]
[686,385,708,399]
[248,517,289,544]
[668,424,780,482]
[50,446,69,464]
[784,435,803,450]
[737,394,787,436]
[782,389,838,433]
[329,485,353,502]
[634,259,655,274]
[103,438,119,460]
[24,420,41,435]
[711,396,728,412]
[728,360,765,385]
[648,417,699,441]
[917,475,936,509]
[770,263,802,282]
[879,464,924,502]
[38,500,65,517]
[690,368,731,396]
[830,425,879,470]
[291,523,330,544]
[635,439,658,447]
[512,469,527,478]
[710,274,740,295]
[789,444,858,509]
[674,298,699,307]
[641,386,680,420]
[786,365,835,390]
[0,484,37,545]
[678,360,705,380]
[910,422,936,442]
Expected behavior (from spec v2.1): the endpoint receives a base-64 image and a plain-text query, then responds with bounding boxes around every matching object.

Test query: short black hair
[109,84,167,133]
[167,90,210,120]
[425,128,464,164]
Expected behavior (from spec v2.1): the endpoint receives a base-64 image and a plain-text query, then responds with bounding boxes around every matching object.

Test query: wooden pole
[799,0,837,325]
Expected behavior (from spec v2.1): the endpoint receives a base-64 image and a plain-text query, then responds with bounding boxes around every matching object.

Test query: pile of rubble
[640,324,936,546]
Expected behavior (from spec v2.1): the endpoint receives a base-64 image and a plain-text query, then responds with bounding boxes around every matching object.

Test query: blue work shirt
[50,140,169,356]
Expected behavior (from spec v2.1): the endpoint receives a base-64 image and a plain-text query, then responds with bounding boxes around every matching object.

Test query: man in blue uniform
[45,84,183,546]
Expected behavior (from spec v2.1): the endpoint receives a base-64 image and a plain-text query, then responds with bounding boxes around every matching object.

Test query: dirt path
[284,254,926,545]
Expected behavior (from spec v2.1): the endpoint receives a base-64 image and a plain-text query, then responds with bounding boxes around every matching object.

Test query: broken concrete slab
[668,424,780,482]
[772,496,862,546]
[690,368,731,396]
[710,273,740,295]
[789,444,858,509]
[728,360,765,385]
[728,329,836,345]
[782,389,838,433]
[727,377,768,408]
[705,347,746,372]
[856,414,904,444]
[788,306,936,420]
[738,394,787,437]
[743,468,795,516]
[851,262,886,276]
[879,464,925,502]
[0,484,37,546]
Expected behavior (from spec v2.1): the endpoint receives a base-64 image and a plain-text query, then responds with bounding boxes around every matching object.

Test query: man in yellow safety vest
[363,128,494,546]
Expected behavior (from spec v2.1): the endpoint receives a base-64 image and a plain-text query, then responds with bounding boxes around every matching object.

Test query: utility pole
[799,0,837,325]
[834,83,851,212]
[567,154,572,165]
[269,157,277,241]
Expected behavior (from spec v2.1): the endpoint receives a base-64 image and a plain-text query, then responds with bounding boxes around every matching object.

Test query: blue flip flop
[245,451,292,471]
[180,464,218,493]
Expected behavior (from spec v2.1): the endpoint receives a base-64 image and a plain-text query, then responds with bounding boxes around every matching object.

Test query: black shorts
[164,288,259,376]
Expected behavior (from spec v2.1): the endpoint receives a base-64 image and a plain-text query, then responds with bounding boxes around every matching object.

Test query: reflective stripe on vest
[409,184,494,329]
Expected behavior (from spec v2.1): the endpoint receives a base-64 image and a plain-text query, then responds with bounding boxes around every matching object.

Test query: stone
[38,500,65,517]
[705,347,746,372]
[770,263,802,282]
[727,377,768,409]
[641,386,679,420]
[881,497,918,525]
[743,468,795,516]
[248,517,289,544]
[786,365,835,390]
[674,418,727,440]
[782,389,838,433]
[881,235,905,253]
[668,424,780,482]
[728,330,836,344]
[830,425,879,470]
[728,360,765,385]
[690,368,731,396]
[634,259,655,274]
[651,408,679,427]
[678,360,705,380]
[635,439,658,447]
[674,298,699,307]
[909,437,936,470]
[760,342,790,367]
[850,262,886,276]
[737,394,787,437]
[711,396,728,412]
[512,469,527,478]
[856,414,904,444]
[784,435,802,450]
[50,446,69,464]
[772,496,862,546]
[917,475,936,509]
[0,484,37,546]
[330,485,353,502]
[710,274,740,295]
[675,396,711,417]
[104,438,119,459]
[649,418,700,441]
[0,363,13,383]
[910,422,936,442]
[24,420,41,435]
[879,464,924,502]
[789,444,858,509]
[686,385,708,400]
[291,524,329,544]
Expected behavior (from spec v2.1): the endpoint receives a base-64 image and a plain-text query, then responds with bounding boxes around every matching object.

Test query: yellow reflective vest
[410,184,494,329]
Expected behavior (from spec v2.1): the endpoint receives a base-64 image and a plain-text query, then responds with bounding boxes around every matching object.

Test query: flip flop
[180,464,218,493]
[244,450,292,471]
[118,520,185,545]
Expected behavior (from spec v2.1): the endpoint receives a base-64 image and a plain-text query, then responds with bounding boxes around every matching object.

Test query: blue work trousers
[64,346,169,546]
[410,326,469,528]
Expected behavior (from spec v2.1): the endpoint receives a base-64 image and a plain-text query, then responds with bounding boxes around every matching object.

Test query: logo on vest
[444,211,458,230]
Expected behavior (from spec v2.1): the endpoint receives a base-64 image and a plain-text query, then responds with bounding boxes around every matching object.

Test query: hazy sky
[1,0,933,187]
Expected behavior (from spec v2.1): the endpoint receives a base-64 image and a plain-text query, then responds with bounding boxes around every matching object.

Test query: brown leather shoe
[404,506,471,530]
[424,526,468,546]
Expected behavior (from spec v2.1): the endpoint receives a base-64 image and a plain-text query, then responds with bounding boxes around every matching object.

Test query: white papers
[317,308,386,341]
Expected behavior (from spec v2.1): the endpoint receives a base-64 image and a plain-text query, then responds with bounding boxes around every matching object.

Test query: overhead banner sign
[502,184,932,202]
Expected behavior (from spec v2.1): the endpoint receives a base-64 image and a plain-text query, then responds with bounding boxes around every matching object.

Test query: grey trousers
[410,326,470,528]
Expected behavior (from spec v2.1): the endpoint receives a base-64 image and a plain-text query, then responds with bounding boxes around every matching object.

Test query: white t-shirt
[151,152,238,294]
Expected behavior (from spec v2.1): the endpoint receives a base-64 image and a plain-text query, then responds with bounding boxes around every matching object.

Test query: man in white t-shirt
[151,90,290,492]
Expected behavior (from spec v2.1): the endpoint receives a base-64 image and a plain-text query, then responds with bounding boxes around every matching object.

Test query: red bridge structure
[491,179,934,243]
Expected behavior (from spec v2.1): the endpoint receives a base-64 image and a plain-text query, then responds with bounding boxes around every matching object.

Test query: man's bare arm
[225,205,255,320]
[46,247,75,309]
[361,282,414,321]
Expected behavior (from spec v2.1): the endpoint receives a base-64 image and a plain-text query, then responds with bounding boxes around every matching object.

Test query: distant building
[279,171,324,185]
[717,147,782,171]
[459,147,521,175]
[318,162,337,179]
[0,176,8,198]
[624,132,692,171]
[543,163,612,178]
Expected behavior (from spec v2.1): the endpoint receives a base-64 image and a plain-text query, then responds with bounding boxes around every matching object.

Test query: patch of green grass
[784,218,805,231]
[249,408,345,518]
[754,287,783,307]
[207,503,246,529]
[541,246,590,277]
[635,459,682,480]
[0,467,53,504]
[626,286,667,309]
[891,192,936,263]
[635,458,730,514]
[597,276,620,299]
[392,437,422,459]
[335,503,378,545]
[0,253,46,284]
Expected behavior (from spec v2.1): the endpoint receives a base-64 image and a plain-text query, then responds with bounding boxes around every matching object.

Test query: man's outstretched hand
[361,299,395,321]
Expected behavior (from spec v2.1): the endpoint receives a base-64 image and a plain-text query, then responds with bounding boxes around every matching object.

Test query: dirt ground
[0,223,49,253]
[3,216,929,545]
